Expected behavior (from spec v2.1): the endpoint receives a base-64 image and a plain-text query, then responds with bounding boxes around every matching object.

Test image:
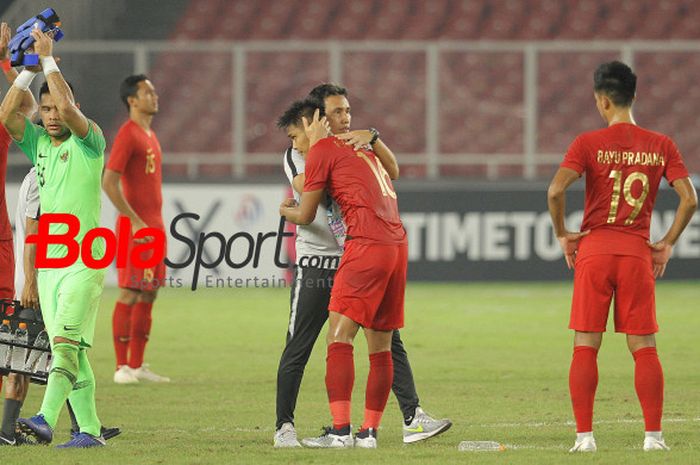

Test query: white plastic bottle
[458,441,505,452]
[24,330,49,372]
[10,322,29,371]
[0,320,12,368]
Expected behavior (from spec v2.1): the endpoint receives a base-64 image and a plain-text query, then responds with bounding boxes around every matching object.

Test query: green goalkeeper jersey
[15,117,106,265]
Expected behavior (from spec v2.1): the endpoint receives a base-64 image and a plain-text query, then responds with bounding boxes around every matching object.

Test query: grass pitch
[2,281,699,464]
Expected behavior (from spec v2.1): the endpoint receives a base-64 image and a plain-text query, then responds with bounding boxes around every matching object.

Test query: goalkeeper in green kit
[0,27,106,448]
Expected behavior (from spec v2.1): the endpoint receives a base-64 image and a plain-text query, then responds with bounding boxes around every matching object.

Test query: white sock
[576,432,593,441]
[645,431,663,440]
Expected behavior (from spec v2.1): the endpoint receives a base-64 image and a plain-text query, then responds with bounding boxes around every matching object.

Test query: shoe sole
[113,377,139,384]
[273,442,302,448]
[403,421,453,444]
[301,439,353,448]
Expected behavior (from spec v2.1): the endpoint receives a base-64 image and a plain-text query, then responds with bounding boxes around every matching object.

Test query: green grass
[3,282,700,464]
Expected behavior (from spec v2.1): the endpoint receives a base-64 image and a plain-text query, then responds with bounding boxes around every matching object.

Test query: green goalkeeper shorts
[38,266,105,348]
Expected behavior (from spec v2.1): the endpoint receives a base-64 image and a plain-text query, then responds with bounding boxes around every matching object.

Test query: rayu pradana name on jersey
[596,150,666,166]
[402,210,700,262]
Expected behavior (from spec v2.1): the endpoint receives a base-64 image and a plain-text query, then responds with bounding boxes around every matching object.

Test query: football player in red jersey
[280,102,407,449]
[548,61,697,453]
[103,75,170,384]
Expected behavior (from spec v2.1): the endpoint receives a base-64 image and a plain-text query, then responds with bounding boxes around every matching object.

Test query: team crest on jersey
[60,151,69,162]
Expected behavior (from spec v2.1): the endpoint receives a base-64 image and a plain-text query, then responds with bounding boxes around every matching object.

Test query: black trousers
[276,265,419,429]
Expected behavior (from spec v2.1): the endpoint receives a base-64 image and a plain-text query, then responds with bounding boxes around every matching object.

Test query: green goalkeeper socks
[67,349,101,436]
[39,342,78,428]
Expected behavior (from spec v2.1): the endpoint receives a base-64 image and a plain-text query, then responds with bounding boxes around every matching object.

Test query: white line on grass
[478,417,700,428]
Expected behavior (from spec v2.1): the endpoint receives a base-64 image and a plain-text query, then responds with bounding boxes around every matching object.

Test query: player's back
[562,123,688,257]
[304,137,405,244]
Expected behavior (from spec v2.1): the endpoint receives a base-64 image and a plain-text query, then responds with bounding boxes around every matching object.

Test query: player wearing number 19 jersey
[548,61,697,453]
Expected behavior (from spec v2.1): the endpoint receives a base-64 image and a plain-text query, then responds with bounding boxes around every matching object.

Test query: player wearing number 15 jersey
[103,75,169,385]
[548,61,697,453]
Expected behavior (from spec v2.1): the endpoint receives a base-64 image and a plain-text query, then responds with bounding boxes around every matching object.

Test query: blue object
[56,432,106,449]
[8,8,63,67]
[17,414,53,444]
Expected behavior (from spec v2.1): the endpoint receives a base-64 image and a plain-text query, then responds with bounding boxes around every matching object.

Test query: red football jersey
[0,124,12,241]
[106,120,164,228]
[304,137,406,243]
[562,123,689,256]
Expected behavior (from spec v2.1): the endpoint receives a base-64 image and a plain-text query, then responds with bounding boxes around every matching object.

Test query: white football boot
[569,433,597,452]
[301,426,354,448]
[273,422,302,448]
[643,432,670,451]
[132,363,171,383]
[113,365,139,384]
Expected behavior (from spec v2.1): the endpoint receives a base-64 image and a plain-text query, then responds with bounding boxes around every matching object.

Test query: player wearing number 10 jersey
[548,61,697,453]
[280,103,407,449]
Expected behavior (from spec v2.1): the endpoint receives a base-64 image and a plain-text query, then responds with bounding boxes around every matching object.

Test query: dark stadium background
[2,0,699,282]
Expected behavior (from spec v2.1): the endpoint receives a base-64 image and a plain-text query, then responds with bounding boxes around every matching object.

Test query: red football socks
[569,345,598,432]
[362,351,393,430]
[128,302,153,369]
[326,342,354,430]
[112,302,132,368]
[633,347,664,431]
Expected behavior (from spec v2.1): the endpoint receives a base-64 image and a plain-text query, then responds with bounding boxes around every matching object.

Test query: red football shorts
[329,239,407,331]
[570,254,657,334]
[117,226,166,292]
[0,240,13,299]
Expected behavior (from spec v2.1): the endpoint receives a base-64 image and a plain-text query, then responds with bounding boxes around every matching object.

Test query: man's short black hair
[39,80,74,99]
[277,99,323,130]
[593,61,636,107]
[307,83,347,107]
[120,74,149,111]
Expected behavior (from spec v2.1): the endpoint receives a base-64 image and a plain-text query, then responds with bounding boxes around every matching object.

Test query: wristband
[40,56,60,75]
[368,127,380,145]
[0,59,10,73]
[13,69,37,91]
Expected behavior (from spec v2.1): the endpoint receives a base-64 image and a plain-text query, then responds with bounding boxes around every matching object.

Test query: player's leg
[129,287,169,382]
[389,330,419,419]
[354,241,410,448]
[354,327,393,448]
[66,348,100,436]
[113,286,139,384]
[55,269,105,448]
[0,374,29,445]
[22,268,105,447]
[568,255,613,453]
[274,266,331,447]
[17,270,60,443]
[615,255,667,451]
[302,311,359,448]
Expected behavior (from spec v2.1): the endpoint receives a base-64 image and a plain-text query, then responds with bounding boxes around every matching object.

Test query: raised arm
[548,167,590,269]
[32,28,90,138]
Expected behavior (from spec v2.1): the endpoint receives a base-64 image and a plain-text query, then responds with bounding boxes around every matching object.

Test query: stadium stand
[138,0,700,178]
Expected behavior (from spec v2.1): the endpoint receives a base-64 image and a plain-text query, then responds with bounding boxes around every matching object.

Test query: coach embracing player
[274,84,451,448]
